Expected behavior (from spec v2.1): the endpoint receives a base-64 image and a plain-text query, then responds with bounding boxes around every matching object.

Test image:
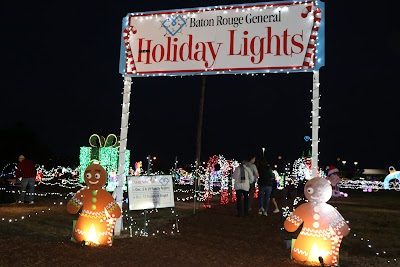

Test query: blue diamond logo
[162,15,186,36]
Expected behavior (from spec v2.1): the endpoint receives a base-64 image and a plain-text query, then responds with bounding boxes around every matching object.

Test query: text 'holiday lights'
[121,0,324,76]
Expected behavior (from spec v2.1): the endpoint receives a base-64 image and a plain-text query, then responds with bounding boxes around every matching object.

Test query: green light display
[79,146,130,192]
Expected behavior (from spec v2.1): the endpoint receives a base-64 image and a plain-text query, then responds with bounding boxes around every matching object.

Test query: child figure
[284,177,350,266]
[326,166,343,198]
[67,164,121,246]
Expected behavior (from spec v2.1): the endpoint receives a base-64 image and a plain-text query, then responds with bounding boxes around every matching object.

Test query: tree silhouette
[0,121,50,167]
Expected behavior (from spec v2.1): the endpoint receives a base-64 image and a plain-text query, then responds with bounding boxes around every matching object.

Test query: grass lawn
[0,184,399,267]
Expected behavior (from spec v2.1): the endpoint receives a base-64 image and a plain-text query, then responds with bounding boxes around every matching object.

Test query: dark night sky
[2,0,399,170]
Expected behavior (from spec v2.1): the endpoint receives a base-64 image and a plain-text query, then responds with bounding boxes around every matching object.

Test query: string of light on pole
[114,76,133,236]
[310,70,321,177]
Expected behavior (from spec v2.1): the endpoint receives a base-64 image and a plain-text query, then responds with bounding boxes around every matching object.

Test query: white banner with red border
[119,0,324,77]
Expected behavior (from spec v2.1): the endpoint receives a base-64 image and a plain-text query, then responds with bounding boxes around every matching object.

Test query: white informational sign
[119,0,325,76]
[127,175,175,210]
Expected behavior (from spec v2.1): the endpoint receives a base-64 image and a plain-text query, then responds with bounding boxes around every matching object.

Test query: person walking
[232,161,254,217]
[270,173,280,213]
[243,154,258,212]
[15,154,37,204]
[257,158,274,216]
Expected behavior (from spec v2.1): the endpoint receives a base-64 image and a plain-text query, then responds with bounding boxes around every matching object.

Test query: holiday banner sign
[119,0,325,77]
[127,175,175,210]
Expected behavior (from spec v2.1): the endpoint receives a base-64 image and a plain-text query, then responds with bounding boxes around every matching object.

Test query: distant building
[361,169,388,180]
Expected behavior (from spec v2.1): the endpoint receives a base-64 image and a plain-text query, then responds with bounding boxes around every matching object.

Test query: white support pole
[311,70,320,177]
[114,75,132,236]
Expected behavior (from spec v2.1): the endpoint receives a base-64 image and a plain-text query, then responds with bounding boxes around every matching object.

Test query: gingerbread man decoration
[284,177,350,266]
[67,164,122,246]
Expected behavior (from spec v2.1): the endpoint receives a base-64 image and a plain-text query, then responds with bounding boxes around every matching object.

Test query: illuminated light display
[172,155,239,204]
[339,180,382,191]
[134,161,143,176]
[383,166,400,191]
[35,167,43,182]
[273,170,284,189]
[220,189,229,205]
[202,155,237,207]
[286,154,323,188]
[79,134,130,192]
[67,164,122,246]
[174,168,194,185]
[284,177,349,266]
[1,163,45,184]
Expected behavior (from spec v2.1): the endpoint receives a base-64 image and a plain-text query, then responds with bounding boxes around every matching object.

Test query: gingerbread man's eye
[317,188,323,194]
[307,187,314,194]
[86,173,92,179]
[95,173,101,179]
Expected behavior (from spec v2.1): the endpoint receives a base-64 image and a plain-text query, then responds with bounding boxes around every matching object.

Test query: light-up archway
[114,0,325,239]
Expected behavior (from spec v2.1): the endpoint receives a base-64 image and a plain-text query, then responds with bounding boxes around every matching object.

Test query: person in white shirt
[232,162,255,217]
[243,155,259,212]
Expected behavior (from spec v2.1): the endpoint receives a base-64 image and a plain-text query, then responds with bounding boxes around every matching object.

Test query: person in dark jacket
[15,155,37,204]
[257,158,274,216]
